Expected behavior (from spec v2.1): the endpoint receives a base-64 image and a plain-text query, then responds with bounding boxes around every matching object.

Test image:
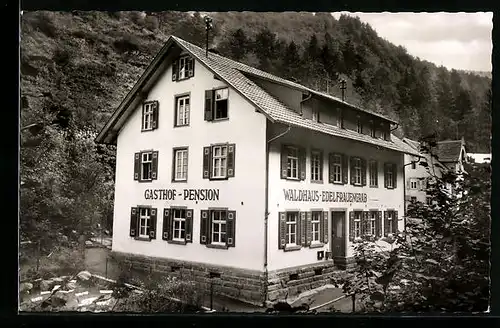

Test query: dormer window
[337,108,343,128]
[172,55,195,81]
[356,116,362,133]
[369,120,376,138]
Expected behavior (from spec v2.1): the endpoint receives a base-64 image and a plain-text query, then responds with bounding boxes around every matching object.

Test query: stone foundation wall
[333,256,356,270]
[111,251,266,306]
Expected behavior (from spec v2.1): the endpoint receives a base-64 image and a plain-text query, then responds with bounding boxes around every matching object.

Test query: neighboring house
[95,35,419,306]
[467,153,491,164]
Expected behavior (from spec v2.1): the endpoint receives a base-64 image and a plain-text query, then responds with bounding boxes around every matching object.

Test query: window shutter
[384,211,389,236]
[361,158,367,186]
[188,57,195,77]
[319,212,324,243]
[130,207,138,237]
[200,210,209,244]
[202,146,211,179]
[134,153,140,180]
[185,209,193,243]
[319,151,324,181]
[299,147,306,180]
[152,101,159,130]
[162,209,172,241]
[172,60,178,81]
[393,211,399,233]
[342,154,349,184]
[306,212,312,246]
[227,144,235,178]
[151,151,159,180]
[141,104,145,131]
[278,212,286,249]
[350,157,355,185]
[374,161,378,186]
[227,211,236,247]
[300,212,306,246]
[361,211,368,236]
[384,163,389,188]
[323,211,329,244]
[281,145,288,179]
[349,212,355,241]
[392,164,398,188]
[376,211,382,237]
[204,90,214,121]
[328,153,334,183]
[149,208,157,239]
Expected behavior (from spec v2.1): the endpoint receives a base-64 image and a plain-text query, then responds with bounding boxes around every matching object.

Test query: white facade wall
[267,127,405,271]
[112,53,268,271]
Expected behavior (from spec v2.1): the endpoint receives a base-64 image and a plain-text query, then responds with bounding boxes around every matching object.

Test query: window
[172,208,186,241]
[134,151,158,182]
[369,160,378,187]
[387,211,394,233]
[173,148,188,182]
[312,108,319,122]
[173,56,194,81]
[353,157,362,185]
[212,145,228,179]
[410,179,418,190]
[286,212,298,246]
[384,210,397,236]
[214,88,229,120]
[141,152,152,181]
[142,103,154,130]
[311,150,322,182]
[138,208,151,238]
[175,95,190,126]
[370,121,376,138]
[203,144,236,180]
[385,163,396,189]
[311,212,321,243]
[211,210,227,245]
[287,146,299,179]
[367,211,377,236]
[332,154,342,183]
[353,211,362,239]
[336,108,343,128]
[356,117,362,133]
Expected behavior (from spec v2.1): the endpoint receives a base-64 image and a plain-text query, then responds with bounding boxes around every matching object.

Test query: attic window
[172,56,194,81]
[356,116,362,134]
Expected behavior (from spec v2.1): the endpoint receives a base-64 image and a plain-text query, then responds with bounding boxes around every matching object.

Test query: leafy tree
[227,28,249,61]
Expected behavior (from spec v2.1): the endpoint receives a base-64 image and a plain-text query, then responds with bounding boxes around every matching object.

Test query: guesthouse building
[96,35,419,306]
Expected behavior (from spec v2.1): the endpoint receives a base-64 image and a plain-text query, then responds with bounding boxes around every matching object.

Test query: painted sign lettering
[283,189,367,203]
[144,189,220,201]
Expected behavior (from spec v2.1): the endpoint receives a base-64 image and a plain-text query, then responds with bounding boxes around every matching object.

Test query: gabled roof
[95,35,417,156]
[434,139,465,163]
[402,137,448,170]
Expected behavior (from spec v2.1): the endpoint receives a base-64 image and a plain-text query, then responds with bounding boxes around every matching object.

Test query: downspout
[263,124,291,306]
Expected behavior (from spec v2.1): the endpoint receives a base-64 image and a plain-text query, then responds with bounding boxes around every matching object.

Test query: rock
[85,240,93,246]
[20,282,33,293]
[77,271,92,281]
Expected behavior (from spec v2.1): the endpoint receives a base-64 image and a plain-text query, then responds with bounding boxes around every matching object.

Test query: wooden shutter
[130,207,138,237]
[328,153,334,183]
[361,211,368,236]
[384,163,389,188]
[162,208,172,241]
[323,211,329,244]
[149,208,157,239]
[318,151,323,181]
[349,212,355,241]
[306,211,312,246]
[227,144,235,178]
[281,145,288,179]
[200,210,209,244]
[152,101,159,130]
[361,158,367,186]
[376,211,382,237]
[185,209,193,243]
[350,157,355,185]
[393,211,399,233]
[134,153,140,180]
[299,147,306,180]
[384,211,389,236]
[342,154,348,184]
[188,57,195,77]
[278,212,286,249]
[172,60,178,81]
[151,151,159,180]
[300,212,306,246]
[374,161,378,186]
[392,164,398,188]
[227,211,236,247]
[204,90,214,121]
[202,146,211,179]
[319,212,324,243]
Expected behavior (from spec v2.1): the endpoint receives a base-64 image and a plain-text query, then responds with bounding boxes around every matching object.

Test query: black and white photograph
[19,10,492,313]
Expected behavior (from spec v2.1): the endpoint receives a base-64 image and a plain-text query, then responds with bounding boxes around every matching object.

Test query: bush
[113,35,141,53]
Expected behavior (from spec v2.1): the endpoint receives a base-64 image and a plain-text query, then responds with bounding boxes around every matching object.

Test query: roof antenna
[204,16,213,58]
[340,79,347,102]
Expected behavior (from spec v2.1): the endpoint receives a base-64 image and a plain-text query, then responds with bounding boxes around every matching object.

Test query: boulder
[77,271,92,281]
[20,282,33,293]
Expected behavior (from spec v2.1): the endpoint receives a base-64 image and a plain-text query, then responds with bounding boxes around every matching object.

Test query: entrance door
[331,211,346,258]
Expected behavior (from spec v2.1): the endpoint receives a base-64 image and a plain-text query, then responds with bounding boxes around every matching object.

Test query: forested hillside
[20,11,491,249]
